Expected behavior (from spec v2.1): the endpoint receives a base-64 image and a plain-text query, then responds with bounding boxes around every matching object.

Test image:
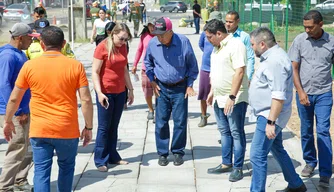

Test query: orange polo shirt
[15,51,88,139]
[94,40,128,94]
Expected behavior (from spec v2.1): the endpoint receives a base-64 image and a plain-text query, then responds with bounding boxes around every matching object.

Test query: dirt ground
[287,91,334,166]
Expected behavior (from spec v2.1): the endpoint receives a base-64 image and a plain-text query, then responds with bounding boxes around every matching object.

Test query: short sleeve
[231,40,247,69]
[15,63,29,89]
[288,38,300,63]
[94,41,107,60]
[76,63,89,89]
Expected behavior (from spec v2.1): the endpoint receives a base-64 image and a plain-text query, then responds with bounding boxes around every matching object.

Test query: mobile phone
[103,99,109,109]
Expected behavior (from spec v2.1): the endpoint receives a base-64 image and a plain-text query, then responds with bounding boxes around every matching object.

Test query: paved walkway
[0,19,333,192]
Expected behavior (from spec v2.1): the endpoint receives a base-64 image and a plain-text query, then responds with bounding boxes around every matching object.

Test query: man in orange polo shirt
[3,26,94,192]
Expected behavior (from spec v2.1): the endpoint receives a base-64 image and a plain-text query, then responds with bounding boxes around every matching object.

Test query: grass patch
[75,38,90,43]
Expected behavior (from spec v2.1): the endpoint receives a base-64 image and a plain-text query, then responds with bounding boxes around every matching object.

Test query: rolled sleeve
[144,43,155,82]
[288,39,300,63]
[264,63,289,101]
[185,39,199,87]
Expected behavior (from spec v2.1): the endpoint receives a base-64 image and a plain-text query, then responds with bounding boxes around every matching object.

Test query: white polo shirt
[210,34,249,108]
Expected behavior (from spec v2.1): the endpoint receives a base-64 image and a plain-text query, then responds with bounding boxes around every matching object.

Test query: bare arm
[230,67,245,96]
[78,87,93,128]
[266,98,284,139]
[4,87,26,123]
[92,58,108,107]
[292,61,310,106]
[90,23,97,43]
[124,65,134,105]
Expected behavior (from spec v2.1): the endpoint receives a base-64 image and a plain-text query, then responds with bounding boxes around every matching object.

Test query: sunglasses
[116,35,129,42]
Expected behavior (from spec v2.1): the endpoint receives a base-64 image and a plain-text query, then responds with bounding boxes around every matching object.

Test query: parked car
[0,0,7,14]
[3,3,30,22]
[244,2,291,11]
[315,0,334,14]
[160,1,187,13]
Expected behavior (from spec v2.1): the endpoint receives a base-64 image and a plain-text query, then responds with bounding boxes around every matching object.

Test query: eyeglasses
[116,35,129,42]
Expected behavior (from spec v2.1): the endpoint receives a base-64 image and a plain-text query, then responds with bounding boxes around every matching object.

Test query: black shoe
[218,139,221,144]
[207,164,232,174]
[319,176,330,188]
[276,183,307,192]
[158,155,168,166]
[173,154,184,166]
[229,168,243,182]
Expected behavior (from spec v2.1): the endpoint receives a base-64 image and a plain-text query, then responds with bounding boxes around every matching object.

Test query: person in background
[205,19,248,182]
[288,10,334,188]
[92,23,134,172]
[197,12,221,128]
[0,23,35,192]
[90,1,100,27]
[144,17,198,167]
[104,21,116,37]
[90,9,110,46]
[225,11,255,81]
[26,18,75,59]
[28,7,45,29]
[129,1,142,38]
[122,3,130,23]
[140,0,146,24]
[131,18,155,120]
[37,2,47,18]
[3,26,93,192]
[249,27,306,192]
[193,0,201,34]
[111,1,118,22]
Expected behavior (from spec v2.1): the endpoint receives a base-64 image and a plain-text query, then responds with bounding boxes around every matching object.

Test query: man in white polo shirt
[205,19,248,182]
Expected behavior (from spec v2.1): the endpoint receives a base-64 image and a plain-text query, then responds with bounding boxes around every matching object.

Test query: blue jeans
[142,12,146,23]
[155,80,188,156]
[214,101,247,169]
[94,92,126,167]
[194,17,200,33]
[30,138,79,192]
[250,116,303,192]
[296,90,333,177]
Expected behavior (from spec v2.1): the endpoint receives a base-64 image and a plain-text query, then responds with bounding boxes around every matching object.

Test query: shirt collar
[260,44,279,62]
[214,34,233,52]
[42,51,62,56]
[232,28,241,37]
[306,30,329,42]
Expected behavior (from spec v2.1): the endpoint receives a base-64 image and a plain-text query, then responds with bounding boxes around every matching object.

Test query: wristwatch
[85,126,93,130]
[229,94,236,101]
[267,120,276,126]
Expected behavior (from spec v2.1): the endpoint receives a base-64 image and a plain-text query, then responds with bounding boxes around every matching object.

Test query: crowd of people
[0,0,333,191]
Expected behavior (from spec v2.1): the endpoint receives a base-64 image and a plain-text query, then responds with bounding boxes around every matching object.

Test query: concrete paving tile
[143,142,192,155]
[118,149,143,164]
[117,138,145,151]
[138,167,195,185]
[196,178,232,192]
[136,184,196,192]
[118,128,148,139]
[74,178,137,192]
[193,149,222,164]
[141,154,194,168]
[194,163,251,179]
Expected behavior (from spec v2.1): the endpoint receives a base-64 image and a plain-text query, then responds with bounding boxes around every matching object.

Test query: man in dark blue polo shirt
[144,17,199,166]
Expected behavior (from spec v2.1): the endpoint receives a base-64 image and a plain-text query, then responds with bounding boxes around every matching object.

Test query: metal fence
[214,0,334,50]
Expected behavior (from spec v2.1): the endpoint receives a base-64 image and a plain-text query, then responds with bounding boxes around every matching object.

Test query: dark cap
[9,23,40,37]
[151,17,173,35]
[34,18,50,33]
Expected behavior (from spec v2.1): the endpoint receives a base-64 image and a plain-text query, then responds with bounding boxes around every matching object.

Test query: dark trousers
[94,92,126,167]
[194,17,200,34]
[155,80,188,156]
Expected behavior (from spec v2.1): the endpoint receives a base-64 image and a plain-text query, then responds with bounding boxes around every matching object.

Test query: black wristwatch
[267,120,276,126]
[85,126,93,130]
[229,94,236,101]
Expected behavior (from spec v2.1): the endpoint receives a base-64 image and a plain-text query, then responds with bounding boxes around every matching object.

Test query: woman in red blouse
[92,22,134,172]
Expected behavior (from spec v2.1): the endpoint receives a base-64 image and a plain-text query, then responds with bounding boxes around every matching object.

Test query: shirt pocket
[176,55,184,68]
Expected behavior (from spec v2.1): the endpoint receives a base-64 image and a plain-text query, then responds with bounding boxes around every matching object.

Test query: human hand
[98,93,108,108]
[131,66,137,74]
[151,81,160,97]
[298,91,310,106]
[80,128,92,147]
[265,124,276,140]
[206,91,213,106]
[3,121,15,142]
[185,87,197,99]
[16,114,28,126]
[128,90,134,105]
[224,98,235,116]
[90,38,94,44]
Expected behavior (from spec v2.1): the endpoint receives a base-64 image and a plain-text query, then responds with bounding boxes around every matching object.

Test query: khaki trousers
[0,115,33,191]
